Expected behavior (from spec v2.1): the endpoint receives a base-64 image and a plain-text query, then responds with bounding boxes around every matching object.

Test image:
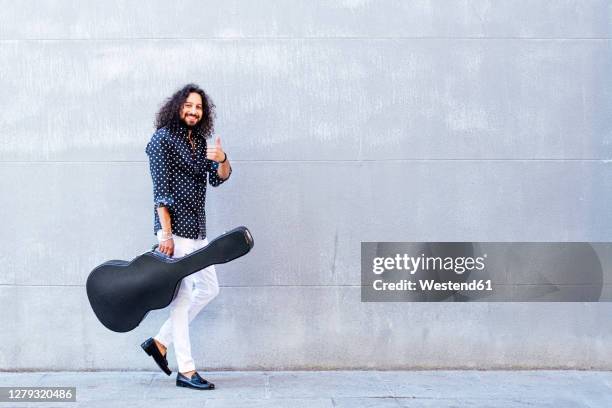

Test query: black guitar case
[86,226,254,333]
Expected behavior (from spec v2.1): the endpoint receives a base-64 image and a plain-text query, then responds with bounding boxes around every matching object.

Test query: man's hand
[206,136,226,162]
[158,238,174,257]
[156,206,174,257]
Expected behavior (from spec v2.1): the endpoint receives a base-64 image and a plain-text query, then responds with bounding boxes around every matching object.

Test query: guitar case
[86,226,253,333]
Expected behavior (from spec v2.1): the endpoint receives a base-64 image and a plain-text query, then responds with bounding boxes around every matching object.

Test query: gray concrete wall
[0,1,611,370]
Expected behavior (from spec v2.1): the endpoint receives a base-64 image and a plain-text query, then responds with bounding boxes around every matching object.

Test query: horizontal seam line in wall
[0,284,362,287]
[0,37,610,42]
[4,284,612,288]
[0,159,610,164]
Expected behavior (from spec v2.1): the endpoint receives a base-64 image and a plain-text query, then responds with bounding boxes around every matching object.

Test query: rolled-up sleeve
[206,159,231,187]
[146,132,174,208]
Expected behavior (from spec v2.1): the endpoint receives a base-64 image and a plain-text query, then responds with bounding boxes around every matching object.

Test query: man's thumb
[215,136,222,147]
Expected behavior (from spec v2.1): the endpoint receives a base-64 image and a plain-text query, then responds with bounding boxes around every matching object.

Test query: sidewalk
[0,370,610,407]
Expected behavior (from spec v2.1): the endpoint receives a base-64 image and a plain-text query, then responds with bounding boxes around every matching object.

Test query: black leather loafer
[141,337,172,376]
[176,372,215,390]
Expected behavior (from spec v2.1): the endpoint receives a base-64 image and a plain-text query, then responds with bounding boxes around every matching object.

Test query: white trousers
[153,232,220,373]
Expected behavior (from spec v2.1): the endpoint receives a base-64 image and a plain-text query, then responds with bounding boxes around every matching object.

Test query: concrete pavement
[0,370,611,407]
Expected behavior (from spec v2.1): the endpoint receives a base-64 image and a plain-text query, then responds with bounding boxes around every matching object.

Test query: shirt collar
[167,121,206,141]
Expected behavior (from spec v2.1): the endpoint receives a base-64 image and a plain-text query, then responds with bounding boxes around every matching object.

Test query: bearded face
[180,92,203,128]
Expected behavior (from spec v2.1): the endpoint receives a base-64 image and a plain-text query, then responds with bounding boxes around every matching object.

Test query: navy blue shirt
[145,123,231,239]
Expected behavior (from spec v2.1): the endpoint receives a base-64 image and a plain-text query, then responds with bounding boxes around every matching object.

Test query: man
[141,84,231,390]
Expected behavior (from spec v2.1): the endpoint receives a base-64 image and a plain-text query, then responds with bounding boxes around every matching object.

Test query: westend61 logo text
[372,253,487,275]
[370,252,492,294]
[362,242,609,302]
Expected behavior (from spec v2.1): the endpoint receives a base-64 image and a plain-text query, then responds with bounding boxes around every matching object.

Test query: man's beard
[181,116,200,129]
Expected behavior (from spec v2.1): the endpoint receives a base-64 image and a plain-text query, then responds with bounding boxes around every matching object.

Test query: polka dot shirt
[145,123,231,239]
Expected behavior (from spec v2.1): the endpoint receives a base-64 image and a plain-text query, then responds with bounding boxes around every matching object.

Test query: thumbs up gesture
[206,136,227,163]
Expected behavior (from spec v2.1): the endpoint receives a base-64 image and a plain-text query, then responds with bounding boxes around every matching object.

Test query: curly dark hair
[155,83,216,138]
